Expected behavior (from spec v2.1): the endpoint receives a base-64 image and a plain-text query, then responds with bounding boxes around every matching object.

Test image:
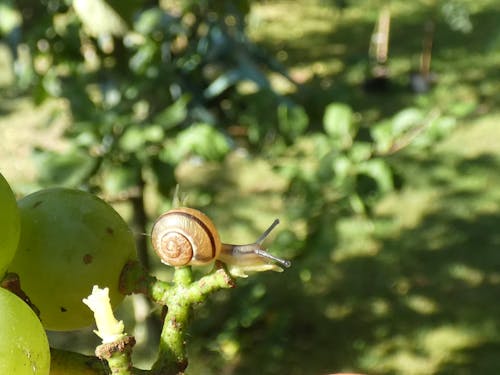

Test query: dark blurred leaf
[153,95,190,130]
[129,42,157,73]
[277,104,309,140]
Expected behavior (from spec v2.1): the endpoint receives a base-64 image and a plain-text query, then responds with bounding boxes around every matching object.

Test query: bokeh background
[1,0,500,374]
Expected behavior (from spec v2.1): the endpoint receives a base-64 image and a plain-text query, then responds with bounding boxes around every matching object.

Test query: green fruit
[0,287,50,374]
[9,188,136,331]
[0,172,20,275]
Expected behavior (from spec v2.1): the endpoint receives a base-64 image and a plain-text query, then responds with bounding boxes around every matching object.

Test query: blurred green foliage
[3,0,500,374]
[2,0,300,198]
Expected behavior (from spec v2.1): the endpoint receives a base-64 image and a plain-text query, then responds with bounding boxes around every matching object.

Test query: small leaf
[391,108,424,134]
[359,159,394,193]
[349,142,372,163]
[277,104,308,140]
[173,123,230,161]
[332,155,352,186]
[371,120,393,154]
[119,126,146,152]
[204,70,242,99]
[119,124,164,152]
[130,42,157,73]
[323,103,356,148]
[153,95,190,130]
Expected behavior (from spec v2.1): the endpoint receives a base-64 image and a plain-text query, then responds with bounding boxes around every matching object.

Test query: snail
[151,207,291,277]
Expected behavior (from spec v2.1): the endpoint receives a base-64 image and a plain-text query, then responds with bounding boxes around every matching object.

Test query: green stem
[152,293,191,374]
[151,267,192,374]
[151,264,235,374]
[185,266,235,304]
[96,336,137,375]
[173,266,193,286]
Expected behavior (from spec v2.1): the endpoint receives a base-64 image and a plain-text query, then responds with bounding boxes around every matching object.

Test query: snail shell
[151,207,221,266]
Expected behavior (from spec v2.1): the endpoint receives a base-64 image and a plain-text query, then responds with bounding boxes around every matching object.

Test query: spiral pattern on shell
[151,207,221,266]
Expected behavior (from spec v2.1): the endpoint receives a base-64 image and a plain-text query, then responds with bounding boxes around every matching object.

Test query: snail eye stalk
[256,219,280,245]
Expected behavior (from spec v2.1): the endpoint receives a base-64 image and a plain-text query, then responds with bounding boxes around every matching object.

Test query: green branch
[148,264,234,374]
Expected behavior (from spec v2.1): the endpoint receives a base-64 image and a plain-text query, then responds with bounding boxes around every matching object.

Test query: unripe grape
[9,188,136,331]
[0,172,20,274]
[0,287,50,374]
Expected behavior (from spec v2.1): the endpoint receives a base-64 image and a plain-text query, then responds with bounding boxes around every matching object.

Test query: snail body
[151,207,290,277]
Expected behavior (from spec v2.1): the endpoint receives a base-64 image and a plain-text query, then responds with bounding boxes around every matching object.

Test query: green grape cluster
[8,188,137,331]
[0,172,138,371]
